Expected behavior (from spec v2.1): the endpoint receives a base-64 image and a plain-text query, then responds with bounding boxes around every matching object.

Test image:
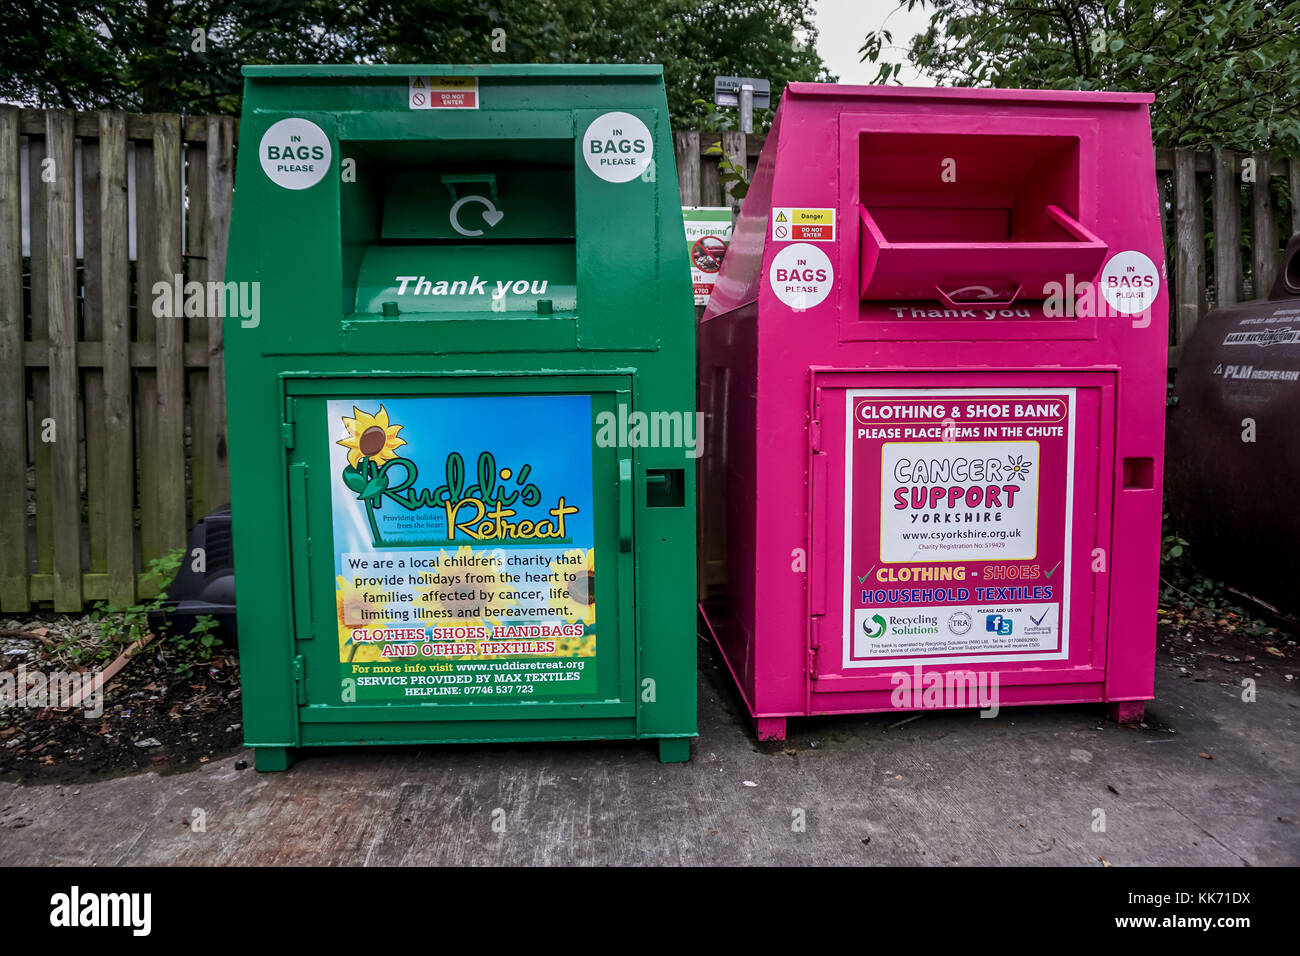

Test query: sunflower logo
[337,405,406,468]
[1006,454,1032,482]
[337,405,411,546]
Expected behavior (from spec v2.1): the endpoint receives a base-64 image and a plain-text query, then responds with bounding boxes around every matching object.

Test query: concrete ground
[1,632,1296,866]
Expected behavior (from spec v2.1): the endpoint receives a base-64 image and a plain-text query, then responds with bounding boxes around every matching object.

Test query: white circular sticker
[769,243,834,310]
[1100,250,1159,315]
[259,118,331,190]
[581,112,653,183]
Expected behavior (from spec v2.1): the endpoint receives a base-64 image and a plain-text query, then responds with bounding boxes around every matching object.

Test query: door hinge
[281,421,295,449]
[293,654,306,705]
[808,568,827,619]
[289,462,315,641]
[807,644,818,677]
[809,418,822,453]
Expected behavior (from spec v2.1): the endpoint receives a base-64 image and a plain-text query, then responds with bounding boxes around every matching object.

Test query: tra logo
[947,611,972,636]
[985,614,1013,635]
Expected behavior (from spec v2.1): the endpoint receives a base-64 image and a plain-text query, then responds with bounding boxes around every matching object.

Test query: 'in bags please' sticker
[769,243,833,309]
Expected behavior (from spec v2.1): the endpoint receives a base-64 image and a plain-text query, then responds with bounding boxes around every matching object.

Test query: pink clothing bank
[699,84,1168,739]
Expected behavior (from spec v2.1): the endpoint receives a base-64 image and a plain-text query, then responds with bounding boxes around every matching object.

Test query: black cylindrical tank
[1168,233,1300,610]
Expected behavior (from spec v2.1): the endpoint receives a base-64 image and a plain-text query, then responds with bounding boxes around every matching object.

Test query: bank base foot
[1107,701,1145,724]
[753,716,787,741]
[657,738,691,763]
[253,747,294,772]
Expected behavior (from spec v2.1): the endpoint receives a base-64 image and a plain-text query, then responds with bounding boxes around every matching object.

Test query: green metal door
[283,375,636,738]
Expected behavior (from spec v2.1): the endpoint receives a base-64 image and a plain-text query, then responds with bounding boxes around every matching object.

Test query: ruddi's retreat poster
[328,394,597,703]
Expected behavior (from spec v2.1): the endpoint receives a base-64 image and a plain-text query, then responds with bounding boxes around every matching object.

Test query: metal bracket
[441,172,499,204]
[292,654,306,705]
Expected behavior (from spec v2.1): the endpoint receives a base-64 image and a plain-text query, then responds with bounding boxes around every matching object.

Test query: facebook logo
[986,614,1013,635]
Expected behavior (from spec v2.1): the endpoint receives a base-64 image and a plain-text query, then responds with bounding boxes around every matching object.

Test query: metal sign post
[714,76,770,134]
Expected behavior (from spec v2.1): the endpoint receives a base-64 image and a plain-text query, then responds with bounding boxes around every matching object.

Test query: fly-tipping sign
[683,207,734,306]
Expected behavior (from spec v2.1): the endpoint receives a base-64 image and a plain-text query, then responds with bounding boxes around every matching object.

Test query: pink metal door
[807,370,1116,712]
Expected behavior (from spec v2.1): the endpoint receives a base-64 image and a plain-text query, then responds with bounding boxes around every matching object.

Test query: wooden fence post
[186,129,212,523]
[1251,150,1278,295]
[700,134,721,206]
[1172,148,1204,364]
[674,130,701,206]
[100,111,136,608]
[28,121,52,594]
[45,109,82,610]
[721,131,747,212]
[1212,149,1242,308]
[152,115,186,562]
[0,107,27,610]
[205,116,235,509]
[82,124,106,584]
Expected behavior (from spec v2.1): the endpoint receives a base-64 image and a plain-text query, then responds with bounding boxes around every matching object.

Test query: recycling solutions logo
[862,613,889,639]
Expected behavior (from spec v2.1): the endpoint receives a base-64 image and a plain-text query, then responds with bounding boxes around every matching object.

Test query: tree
[0,0,831,126]
[547,0,832,129]
[0,1,368,114]
[860,0,1300,153]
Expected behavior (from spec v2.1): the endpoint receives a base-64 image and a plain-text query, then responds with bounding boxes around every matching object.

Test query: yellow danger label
[771,206,836,242]
[428,76,476,91]
[409,76,480,110]
[791,208,833,224]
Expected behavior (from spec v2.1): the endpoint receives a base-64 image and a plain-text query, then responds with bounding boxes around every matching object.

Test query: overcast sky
[813,0,937,86]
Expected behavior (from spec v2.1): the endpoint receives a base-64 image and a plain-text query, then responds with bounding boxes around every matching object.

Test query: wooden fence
[0,109,1295,612]
[673,130,759,211]
[0,107,235,613]
[1155,148,1300,366]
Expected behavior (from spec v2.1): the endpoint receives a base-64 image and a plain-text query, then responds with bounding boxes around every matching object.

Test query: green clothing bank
[225,65,697,770]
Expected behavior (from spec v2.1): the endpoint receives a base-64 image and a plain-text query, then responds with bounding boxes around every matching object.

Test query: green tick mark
[857,565,877,584]
[1044,560,1062,579]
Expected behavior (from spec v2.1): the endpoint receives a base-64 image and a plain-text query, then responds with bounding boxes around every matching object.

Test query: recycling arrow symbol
[946,285,998,300]
[450,194,504,237]
[863,613,888,638]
